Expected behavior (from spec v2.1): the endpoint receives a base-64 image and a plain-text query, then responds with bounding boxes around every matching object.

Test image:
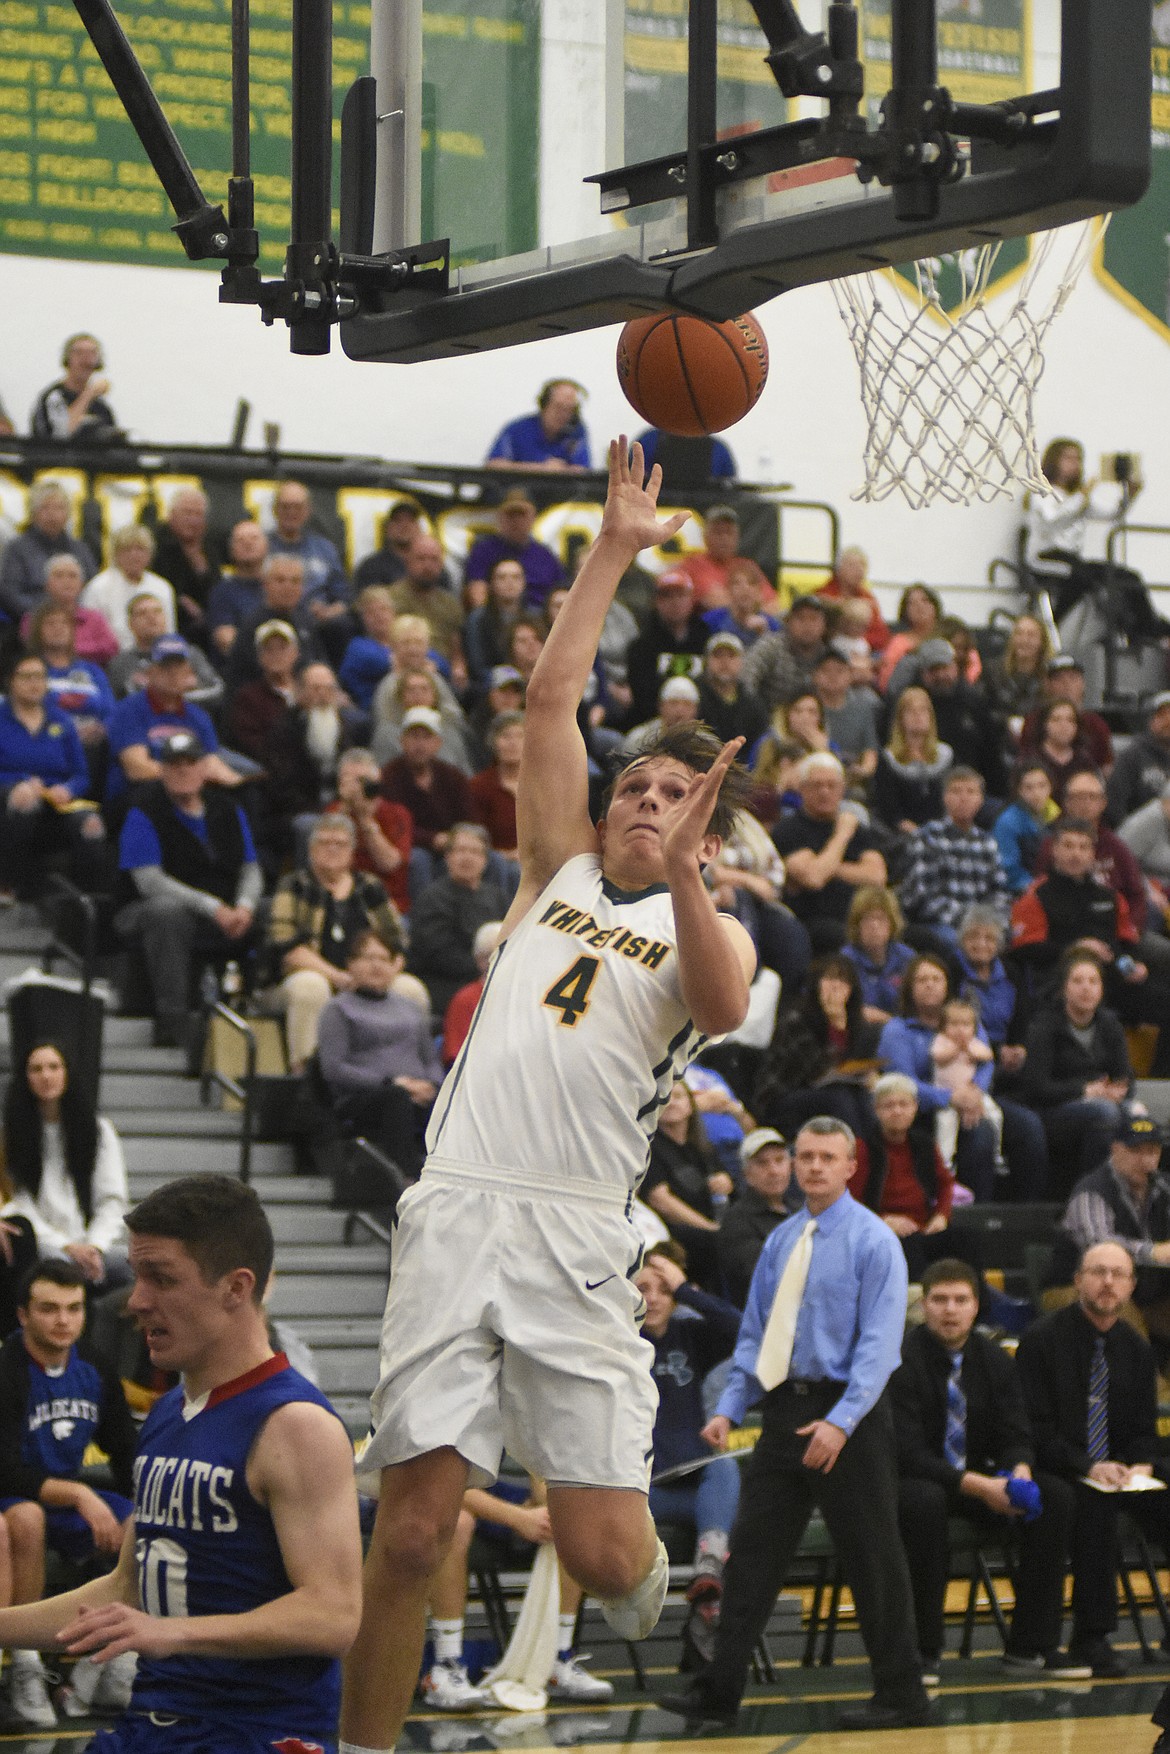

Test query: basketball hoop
[832,218,1106,510]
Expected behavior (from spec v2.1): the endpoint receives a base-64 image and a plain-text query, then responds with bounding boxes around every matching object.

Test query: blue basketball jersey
[129,1353,343,1738]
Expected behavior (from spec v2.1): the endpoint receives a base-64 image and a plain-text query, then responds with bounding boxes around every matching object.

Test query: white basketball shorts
[362,1164,659,1491]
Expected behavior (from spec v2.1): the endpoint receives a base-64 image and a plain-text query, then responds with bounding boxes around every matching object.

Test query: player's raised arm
[510,440,686,909]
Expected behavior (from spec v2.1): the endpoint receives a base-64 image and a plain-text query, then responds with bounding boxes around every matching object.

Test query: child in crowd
[930,996,1004,1173]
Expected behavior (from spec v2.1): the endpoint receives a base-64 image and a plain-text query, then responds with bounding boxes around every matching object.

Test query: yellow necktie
[755,1219,818,1391]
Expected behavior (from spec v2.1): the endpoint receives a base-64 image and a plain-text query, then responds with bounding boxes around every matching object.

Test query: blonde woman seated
[370,664,471,774]
[871,685,953,833]
[80,524,177,650]
[261,814,411,1072]
[369,615,471,771]
[982,612,1052,742]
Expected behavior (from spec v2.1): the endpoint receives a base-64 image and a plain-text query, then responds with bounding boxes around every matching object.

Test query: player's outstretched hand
[59,1601,182,1662]
[660,737,745,873]
[600,437,688,556]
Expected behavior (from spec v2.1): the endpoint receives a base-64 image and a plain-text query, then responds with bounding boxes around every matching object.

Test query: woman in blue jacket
[0,651,107,899]
[878,952,1048,1200]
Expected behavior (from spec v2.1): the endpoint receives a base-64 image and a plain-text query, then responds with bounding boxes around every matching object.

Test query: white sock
[431,1616,464,1664]
[68,1654,101,1705]
[557,1611,577,1659]
[10,1648,46,1674]
[697,1528,729,1563]
[339,1743,395,1754]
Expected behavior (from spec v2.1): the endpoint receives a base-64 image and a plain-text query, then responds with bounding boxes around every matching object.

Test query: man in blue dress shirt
[658,1116,929,1731]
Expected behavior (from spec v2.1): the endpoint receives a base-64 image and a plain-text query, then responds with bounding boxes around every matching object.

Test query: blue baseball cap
[150,634,191,664]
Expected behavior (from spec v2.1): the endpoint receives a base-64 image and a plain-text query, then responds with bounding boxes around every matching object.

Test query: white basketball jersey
[425,852,707,1196]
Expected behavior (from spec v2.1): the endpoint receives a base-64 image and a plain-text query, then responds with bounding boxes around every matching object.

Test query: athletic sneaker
[1002,1650,1094,1680]
[421,1659,491,1712]
[9,1656,57,1728]
[686,1550,724,1605]
[600,1537,670,1641]
[547,1655,614,1702]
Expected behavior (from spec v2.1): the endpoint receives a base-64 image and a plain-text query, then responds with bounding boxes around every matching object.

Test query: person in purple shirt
[0,652,108,898]
[464,491,564,609]
[486,379,590,470]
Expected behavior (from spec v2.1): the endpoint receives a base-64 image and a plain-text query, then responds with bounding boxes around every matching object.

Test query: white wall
[0,0,1164,591]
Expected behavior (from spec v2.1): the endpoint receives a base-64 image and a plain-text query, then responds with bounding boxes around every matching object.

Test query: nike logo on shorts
[585,1274,618,1291]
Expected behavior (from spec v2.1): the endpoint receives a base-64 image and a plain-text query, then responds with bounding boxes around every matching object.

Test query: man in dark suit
[1015,1240,1170,1676]
[891,1258,1084,1683]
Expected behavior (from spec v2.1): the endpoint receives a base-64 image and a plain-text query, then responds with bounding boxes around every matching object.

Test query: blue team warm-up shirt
[130,1354,343,1738]
[21,1352,105,1479]
[105,693,219,802]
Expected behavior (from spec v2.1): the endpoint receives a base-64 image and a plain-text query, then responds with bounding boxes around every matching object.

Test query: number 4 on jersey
[543,955,600,1027]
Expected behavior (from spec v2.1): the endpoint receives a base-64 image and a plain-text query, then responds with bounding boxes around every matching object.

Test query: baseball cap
[1115,1110,1164,1148]
[705,504,739,525]
[655,568,693,593]
[1147,690,1170,715]
[1047,653,1083,675]
[255,618,299,648]
[815,640,854,666]
[401,706,443,734]
[787,593,828,617]
[917,637,957,668]
[742,1127,788,1161]
[149,634,191,664]
[705,631,745,656]
[488,664,524,691]
[660,676,700,704]
[156,729,206,764]
[499,489,536,514]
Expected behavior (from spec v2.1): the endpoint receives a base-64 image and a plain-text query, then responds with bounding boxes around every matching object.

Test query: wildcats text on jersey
[133,1453,239,1534]
[28,1396,99,1432]
[539,898,672,970]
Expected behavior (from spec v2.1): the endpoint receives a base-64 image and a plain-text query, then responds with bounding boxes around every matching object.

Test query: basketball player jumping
[0,1174,363,1754]
[339,439,757,1754]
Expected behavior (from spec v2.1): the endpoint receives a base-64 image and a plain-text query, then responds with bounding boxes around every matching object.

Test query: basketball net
[832,217,1106,509]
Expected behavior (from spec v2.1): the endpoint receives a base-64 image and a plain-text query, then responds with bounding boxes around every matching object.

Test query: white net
[832,217,1105,509]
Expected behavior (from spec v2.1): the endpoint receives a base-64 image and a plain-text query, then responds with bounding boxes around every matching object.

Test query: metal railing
[1104,521,1170,710]
[199,1000,257,1183]
[340,1137,407,1274]
[39,875,100,995]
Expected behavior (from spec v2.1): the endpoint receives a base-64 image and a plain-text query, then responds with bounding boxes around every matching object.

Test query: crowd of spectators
[2,432,1170,1196]
[7,369,1170,1714]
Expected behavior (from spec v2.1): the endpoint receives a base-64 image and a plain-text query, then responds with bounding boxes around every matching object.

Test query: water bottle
[221,961,243,1002]
[198,967,219,1010]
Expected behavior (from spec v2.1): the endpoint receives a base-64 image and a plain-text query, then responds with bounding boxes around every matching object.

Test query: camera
[360,777,381,799]
[1114,452,1134,484]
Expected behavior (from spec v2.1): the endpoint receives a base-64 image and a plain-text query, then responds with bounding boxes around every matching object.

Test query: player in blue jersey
[340,442,757,1754]
[0,1258,139,1727]
[0,1173,362,1753]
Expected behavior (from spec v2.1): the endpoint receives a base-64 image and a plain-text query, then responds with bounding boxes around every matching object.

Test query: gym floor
[2,1620,1165,1750]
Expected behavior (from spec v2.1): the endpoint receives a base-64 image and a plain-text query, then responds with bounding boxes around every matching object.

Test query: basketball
[616,310,769,437]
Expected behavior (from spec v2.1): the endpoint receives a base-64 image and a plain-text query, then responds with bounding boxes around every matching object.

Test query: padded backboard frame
[340,0,1151,365]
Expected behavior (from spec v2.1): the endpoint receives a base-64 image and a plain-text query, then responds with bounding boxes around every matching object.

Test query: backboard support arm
[68,0,1150,363]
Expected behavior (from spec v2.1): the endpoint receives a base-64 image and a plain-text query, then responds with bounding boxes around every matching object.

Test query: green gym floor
[5,1635,1165,1752]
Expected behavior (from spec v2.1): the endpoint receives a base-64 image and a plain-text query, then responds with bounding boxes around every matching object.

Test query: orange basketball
[616,310,769,437]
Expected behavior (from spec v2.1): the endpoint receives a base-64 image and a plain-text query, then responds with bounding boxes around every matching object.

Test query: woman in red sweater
[851,1071,959,1283]
[468,709,523,860]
